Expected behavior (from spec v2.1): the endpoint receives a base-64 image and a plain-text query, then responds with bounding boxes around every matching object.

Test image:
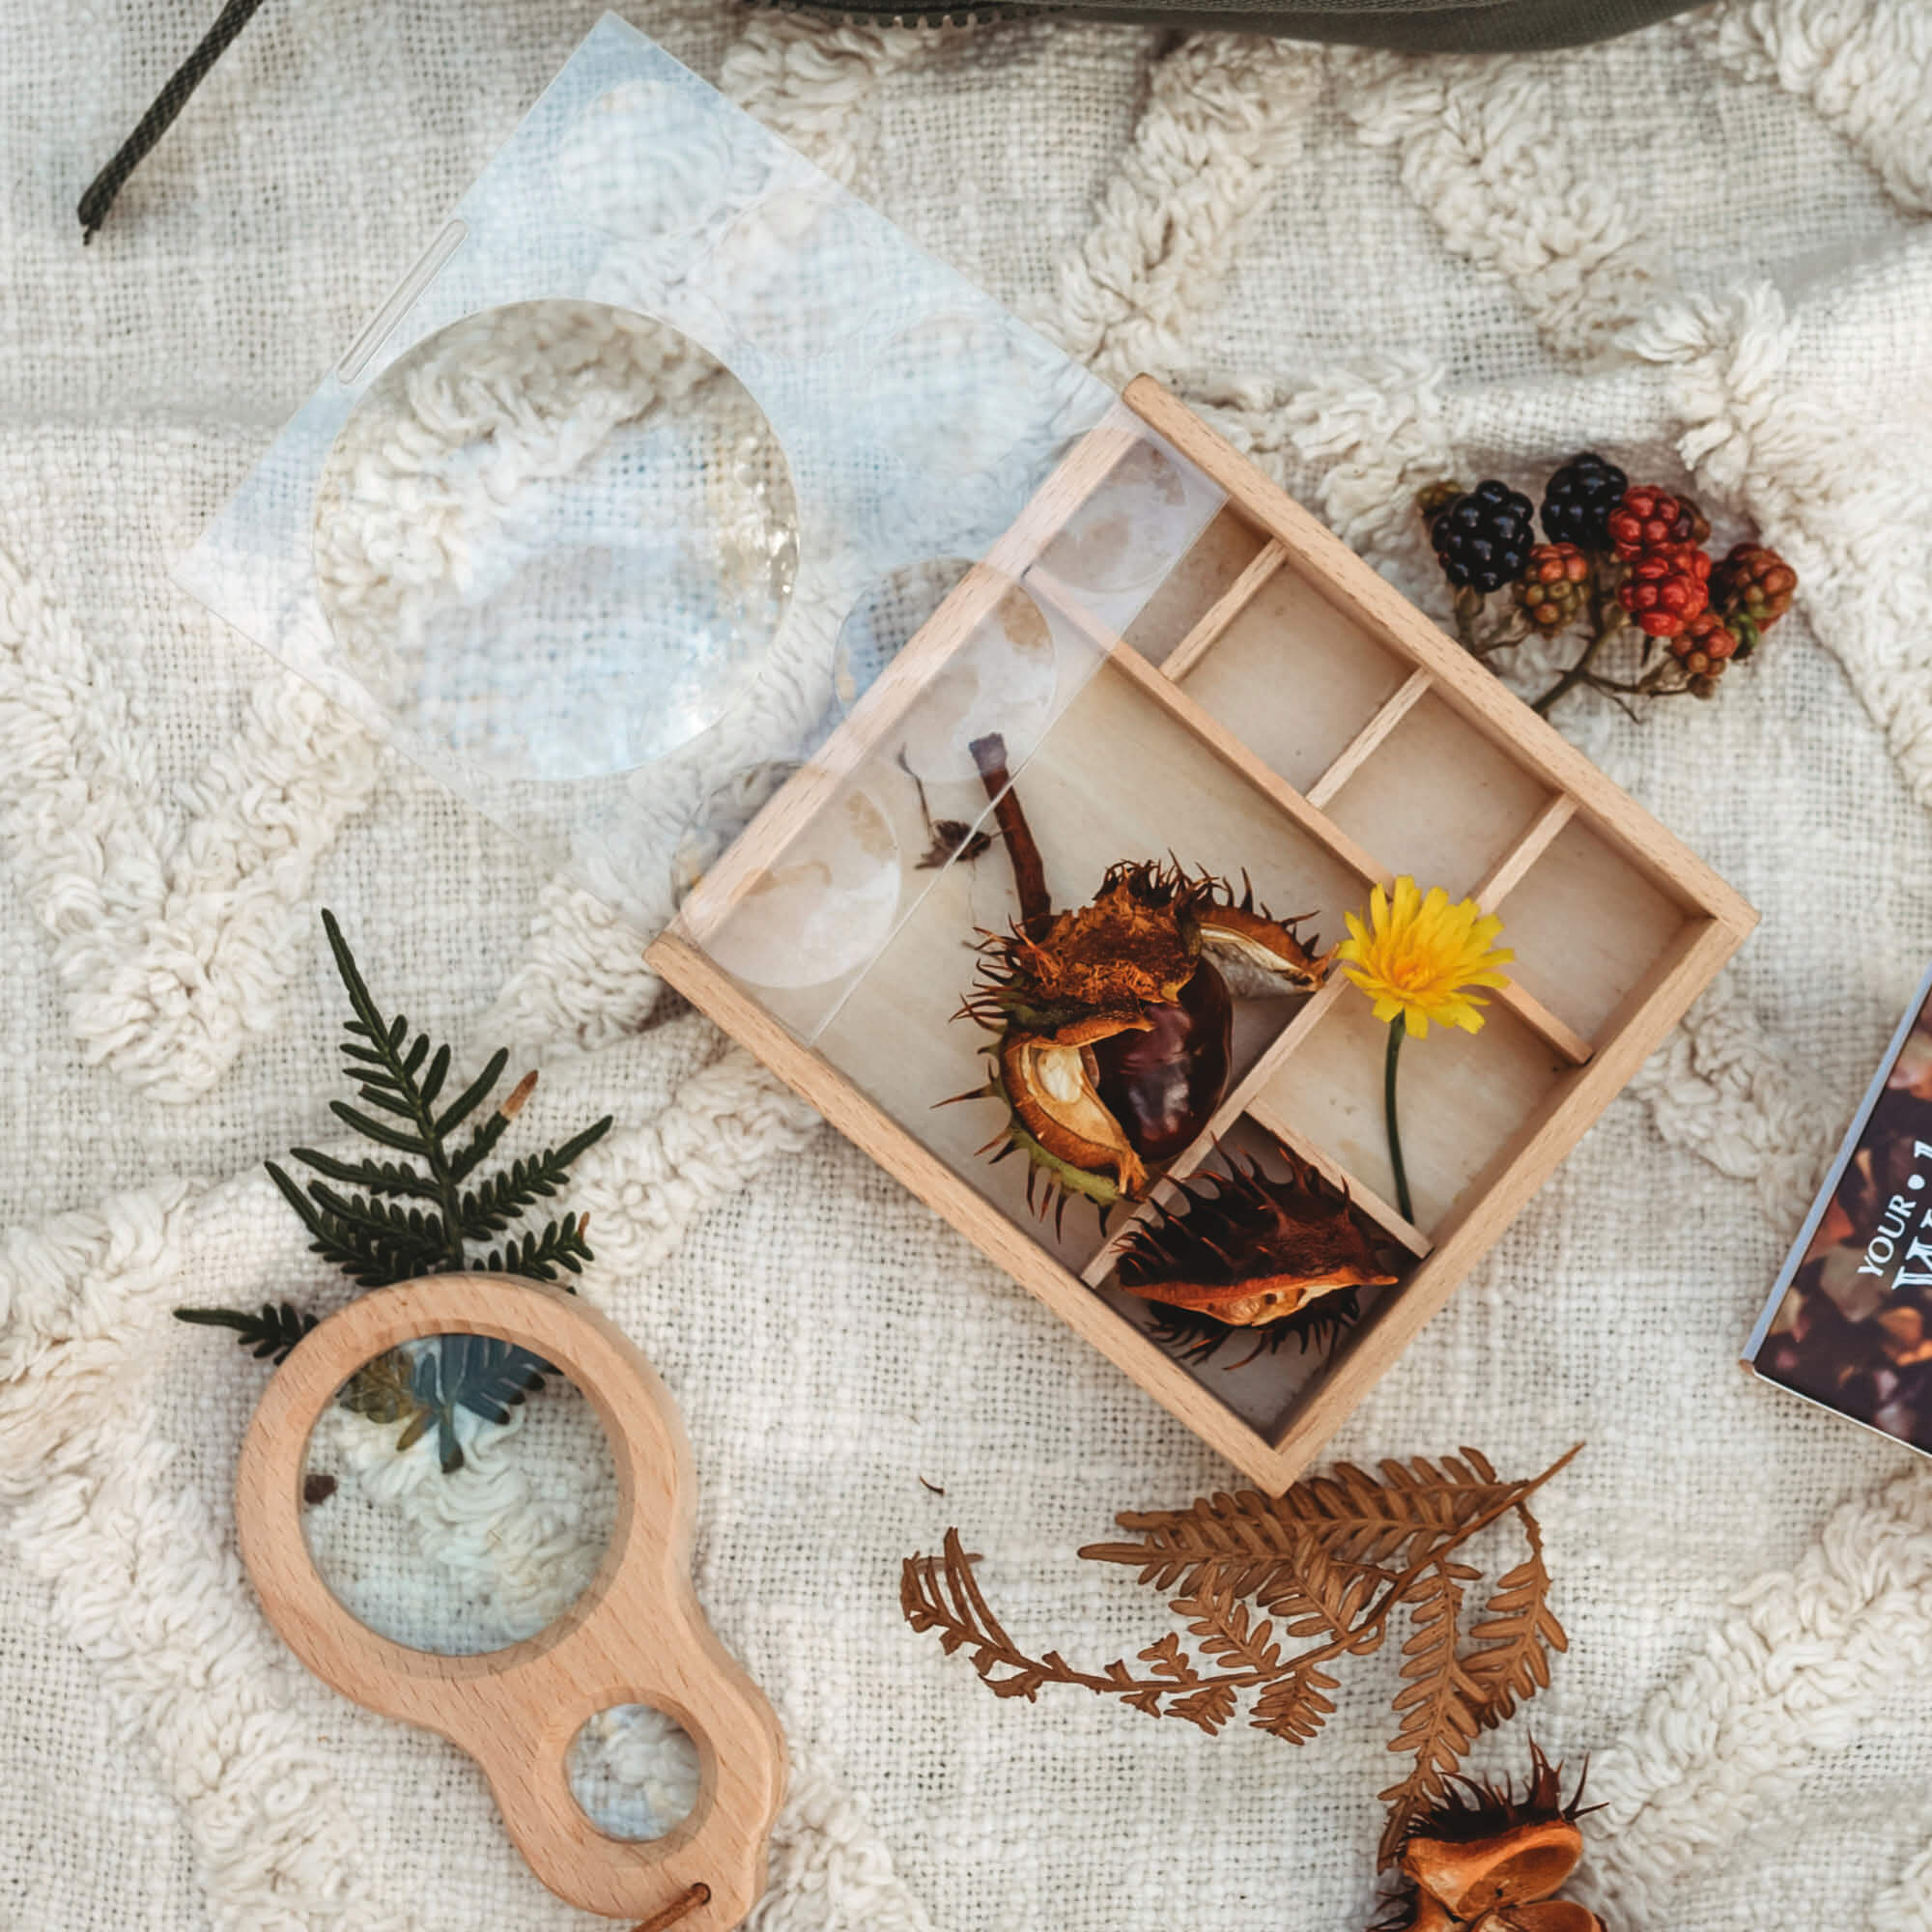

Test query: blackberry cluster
[1538,452,1627,552]
[1429,480,1535,595]
[1417,445,1797,714]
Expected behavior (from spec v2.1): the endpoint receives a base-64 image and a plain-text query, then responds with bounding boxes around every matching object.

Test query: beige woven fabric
[4,3,1932,1928]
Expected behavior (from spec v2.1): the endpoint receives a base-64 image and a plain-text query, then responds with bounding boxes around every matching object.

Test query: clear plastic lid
[175,16,1225,996]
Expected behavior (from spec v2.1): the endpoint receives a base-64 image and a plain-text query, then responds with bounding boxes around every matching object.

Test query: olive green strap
[750,0,1701,50]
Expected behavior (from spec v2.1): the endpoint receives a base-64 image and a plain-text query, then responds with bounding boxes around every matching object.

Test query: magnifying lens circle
[298,1330,619,1658]
[313,299,800,783]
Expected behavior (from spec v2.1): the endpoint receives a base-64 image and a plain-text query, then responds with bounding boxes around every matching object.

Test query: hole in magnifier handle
[570,1703,701,1841]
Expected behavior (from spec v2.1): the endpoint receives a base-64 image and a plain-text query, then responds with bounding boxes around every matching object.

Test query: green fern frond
[284,1147,440,1200]
[265,1160,378,1279]
[481,1214,595,1282]
[407,1335,551,1472]
[304,1184,449,1266]
[459,1119,613,1237]
[450,1109,513,1183]
[181,911,616,1472]
[173,1301,318,1363]
[326,1098,434,1158]
[437,1047,511,1140]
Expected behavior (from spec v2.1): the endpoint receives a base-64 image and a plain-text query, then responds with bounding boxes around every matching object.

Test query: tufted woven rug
[5,3,1932,1927]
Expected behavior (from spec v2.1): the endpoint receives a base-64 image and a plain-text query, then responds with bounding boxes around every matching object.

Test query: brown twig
[1531,555,1630,718]
[969,732,1052,937]
[1532,610,1624,716]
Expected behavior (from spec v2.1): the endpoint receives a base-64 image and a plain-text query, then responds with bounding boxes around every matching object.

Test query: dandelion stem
[1383,1014,1413,1224]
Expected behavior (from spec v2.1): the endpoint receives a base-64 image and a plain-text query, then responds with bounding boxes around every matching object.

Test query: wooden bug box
[647,378,1755,1491]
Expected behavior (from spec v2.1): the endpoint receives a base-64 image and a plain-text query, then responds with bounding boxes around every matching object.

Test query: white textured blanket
[4,4,1932,1929]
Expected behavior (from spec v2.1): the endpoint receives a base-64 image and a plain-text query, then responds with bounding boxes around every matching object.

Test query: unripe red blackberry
[1670,609,1740,664]
[1607,485,1703,560]
[1618,544,1711,639]
[1712,542,1797,629]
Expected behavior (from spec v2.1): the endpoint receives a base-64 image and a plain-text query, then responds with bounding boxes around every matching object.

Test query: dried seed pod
[959,862,1331,1220]
[1143,1284,1363,1372]
[1093,955,1233,1166]
[1114,1143,1397,1328]
[1374,1742,1601,1932]
[995,1032,1149,1206]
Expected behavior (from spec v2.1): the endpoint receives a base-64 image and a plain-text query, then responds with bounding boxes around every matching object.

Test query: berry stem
[1452,586,1485,653]
[1383,1014,1413,1226]
[1472,611,1532,657]
[1588,673,1687,697]
[1531,563,1628,717]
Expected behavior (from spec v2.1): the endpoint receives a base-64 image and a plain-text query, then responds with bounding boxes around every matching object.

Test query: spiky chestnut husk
[1373,1743,1602,1932]
[957,865,1331,1222]
[1113,1143,1397,1329]
[968,862,1329,1031]
[1143,1285,1363,1372]
[1512,543,1590,634]
[1430,481,1536,595]
[1538,453,1627,552]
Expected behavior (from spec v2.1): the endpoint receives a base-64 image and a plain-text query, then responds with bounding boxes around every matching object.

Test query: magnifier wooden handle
[235,1273,786,1928]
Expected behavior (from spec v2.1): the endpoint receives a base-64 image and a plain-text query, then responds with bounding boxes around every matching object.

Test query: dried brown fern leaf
[1084,1445,1574,1597]
[900,1529,1066,1701]
[902,1445,1582,1851]
[1167,1682,1240,1735]
[899,1532,1226,1717]
[1172,1581,1284,1678]
[1082,1502,1384,1660]
[1080,1489,1319,1599]
[1464,1513,1568,1730]
[1259,1549,1385,1649]
[1250,1658,1340,1744]
[1136,1631,1200,1684]
[1378,1561,1488,1868]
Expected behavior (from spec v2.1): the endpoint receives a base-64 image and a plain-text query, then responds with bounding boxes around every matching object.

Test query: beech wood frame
[647,377,1756,1492]
[236,1274,786,1930]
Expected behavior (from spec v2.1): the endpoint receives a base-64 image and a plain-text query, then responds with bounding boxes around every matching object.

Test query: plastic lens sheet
[176,18,1227,1019]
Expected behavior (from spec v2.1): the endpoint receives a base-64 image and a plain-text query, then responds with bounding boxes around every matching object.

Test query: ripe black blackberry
[1539,451,1628,551]
[1429,480,1535,595]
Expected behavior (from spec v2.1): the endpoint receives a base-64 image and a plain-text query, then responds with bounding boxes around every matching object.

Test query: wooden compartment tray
[647,378,1754,1491]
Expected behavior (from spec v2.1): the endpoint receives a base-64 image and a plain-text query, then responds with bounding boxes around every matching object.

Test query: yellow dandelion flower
[1337,876,1514,1040]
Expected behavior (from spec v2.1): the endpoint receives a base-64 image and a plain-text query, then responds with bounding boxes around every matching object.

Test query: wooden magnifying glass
[235,1273,786,1930]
